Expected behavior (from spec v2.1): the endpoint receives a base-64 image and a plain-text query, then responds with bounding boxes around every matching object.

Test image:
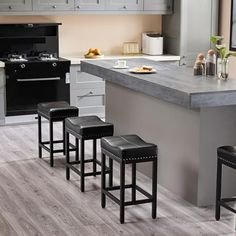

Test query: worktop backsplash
[0,15,161,56]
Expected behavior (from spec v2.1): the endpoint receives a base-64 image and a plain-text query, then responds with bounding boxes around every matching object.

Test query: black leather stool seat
[217,146,236,168]
[101,135,157,161]
[65,116,114,139]
[38,101,78,120]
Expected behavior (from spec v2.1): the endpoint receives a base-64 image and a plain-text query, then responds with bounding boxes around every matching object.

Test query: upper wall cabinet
[0,0,32,12]
[33,0,74,11]
[144,0,172,13]
[75,0,105,11]
[0,0,173,14]
[106,0,143,11]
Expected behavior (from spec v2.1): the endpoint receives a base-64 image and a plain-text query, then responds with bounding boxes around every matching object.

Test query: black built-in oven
[0,23,70,116]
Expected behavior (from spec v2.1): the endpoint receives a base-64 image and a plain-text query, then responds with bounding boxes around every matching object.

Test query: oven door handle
[16,77,61,82]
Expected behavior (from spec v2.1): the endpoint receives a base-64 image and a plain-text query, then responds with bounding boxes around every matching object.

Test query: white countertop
[63,54,181,65]
[0,54,180,68]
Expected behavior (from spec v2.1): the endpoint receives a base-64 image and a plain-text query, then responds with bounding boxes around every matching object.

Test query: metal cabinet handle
[52,62,57,67]
[77,5,80,9]
[123,5,127,9]
[17,78,60,82]
[9,6,13,10]
[52,5,56,9]
[89,91,93,95]
[20,64,26,69]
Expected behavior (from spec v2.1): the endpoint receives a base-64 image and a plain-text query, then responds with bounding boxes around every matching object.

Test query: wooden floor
[0,122,236,236]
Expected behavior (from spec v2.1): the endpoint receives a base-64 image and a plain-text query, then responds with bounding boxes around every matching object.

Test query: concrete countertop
[81,58,236,108]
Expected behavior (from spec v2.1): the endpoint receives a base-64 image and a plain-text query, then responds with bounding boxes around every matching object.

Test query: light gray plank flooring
[0,122,235,236]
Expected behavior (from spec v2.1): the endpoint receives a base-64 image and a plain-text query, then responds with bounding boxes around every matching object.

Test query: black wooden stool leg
[132,163,136,204]
[215,158,222,221]
[62,120,66,155]
[38,115,42,158]
[120,161,125,224]
[66,131,70,180]
[101,153,106,208]
[49,120,54,167]
[75,138,79,161]
[152,158,157,219]
[109,158,113,187]
[80,139,85,192]
[93,139,97,176]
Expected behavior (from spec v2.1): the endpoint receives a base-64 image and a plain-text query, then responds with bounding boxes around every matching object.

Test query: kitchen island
[81,58,236,206]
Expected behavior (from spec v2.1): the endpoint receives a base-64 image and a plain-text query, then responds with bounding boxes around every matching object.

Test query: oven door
[6,76,70,116]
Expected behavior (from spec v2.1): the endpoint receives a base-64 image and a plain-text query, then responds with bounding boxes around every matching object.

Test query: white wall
[0,15,161,56]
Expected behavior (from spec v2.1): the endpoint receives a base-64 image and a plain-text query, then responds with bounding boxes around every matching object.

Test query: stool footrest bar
[220,201,236,214]
[125,199,153,206]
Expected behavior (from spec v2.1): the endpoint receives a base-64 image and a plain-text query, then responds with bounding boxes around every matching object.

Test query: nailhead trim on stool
[100,135,158,224]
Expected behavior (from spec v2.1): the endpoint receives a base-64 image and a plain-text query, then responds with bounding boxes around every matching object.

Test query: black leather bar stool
[215,146,236,220]
[101,135,158,224]
[65,116,114,192]
[38,101,79,167]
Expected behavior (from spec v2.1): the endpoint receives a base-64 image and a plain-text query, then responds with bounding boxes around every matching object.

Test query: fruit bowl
[84,48,104,58]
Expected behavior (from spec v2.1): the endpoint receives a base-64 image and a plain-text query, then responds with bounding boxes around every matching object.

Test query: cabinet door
[33,0,74,11]
[0,0,32,12]
[70,65,105,118]
[144,0,172,13]
[106,0,143,11]
[75,0,105,11]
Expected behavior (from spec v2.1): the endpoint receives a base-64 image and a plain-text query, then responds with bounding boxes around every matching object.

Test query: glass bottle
[217,58,229,80]
[193,60,204,76]
[205,49,216,76]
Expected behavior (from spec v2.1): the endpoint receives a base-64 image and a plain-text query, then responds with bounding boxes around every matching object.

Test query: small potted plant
[211,35,236,80]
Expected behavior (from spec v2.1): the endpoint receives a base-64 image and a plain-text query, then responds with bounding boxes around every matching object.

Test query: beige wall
[0,15,161,56]
[220,0,236,77]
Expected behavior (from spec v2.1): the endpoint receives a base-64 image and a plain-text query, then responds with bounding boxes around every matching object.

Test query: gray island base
[81,58,236,206]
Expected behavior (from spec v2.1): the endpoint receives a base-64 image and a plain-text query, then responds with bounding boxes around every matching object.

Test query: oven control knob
[52,62,57,67]
[20,64,26,69]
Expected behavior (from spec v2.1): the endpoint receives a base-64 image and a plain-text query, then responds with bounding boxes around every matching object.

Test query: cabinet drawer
[79,106,105,117]
[0,0,32,12]
[74,87,105,97]
[106,0,143,11]
[75,0,105,11]
[72,81,105,90]
[71,88,105,118]
[33,0,74,11]
[144,0,172,12]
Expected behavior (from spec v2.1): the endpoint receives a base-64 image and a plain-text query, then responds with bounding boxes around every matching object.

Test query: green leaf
[226,52,236,58]
[211,35,224,44]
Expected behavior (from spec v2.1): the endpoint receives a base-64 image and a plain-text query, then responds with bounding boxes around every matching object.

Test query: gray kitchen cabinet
[70,65,105,118]
[144,0,172,14]
[33,0,74,11]
[162,0,219,66]
[75,0,105,11]
[0,0,32,12]
[0,68,5,125]
[106,0,143,11]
